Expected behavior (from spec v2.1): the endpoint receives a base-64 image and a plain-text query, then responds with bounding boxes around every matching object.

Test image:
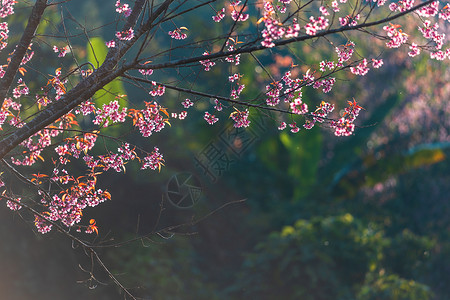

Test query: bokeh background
[1,1,449,299]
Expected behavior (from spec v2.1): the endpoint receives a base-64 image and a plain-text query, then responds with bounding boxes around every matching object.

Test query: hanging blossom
[230,1,249,22]
[224,39,241,65]
[200,51,216,71]
[350,59,370,76]
[212,8,225,22]
[304,101,335,130]
[149,81,165,96]
[168,27,188,40]
[204,111,219,124]
[214,99,223,111]
[335,41,355,66]
[330,99,363,136]
[290,95,308,115]
[289,122,300,133]
[53,45,69,57]
[408,43,421,57]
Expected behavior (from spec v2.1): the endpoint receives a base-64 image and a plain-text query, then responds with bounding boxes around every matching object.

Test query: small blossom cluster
[339,14,360,27]
[12,78,29,99]
[168,27,187,40]
[330,100,362,136]
[204,111,219,124]
[74,100,96,115]
[224,40,241,65]
[230,84,245,100]
[408,43,421,57]
[313,77,336,93]
[290,95,308,115]
[0,0,16,18]
[53,45,69,57]
[93,100,128,127]
[171,111,188,120]
[36,173,112,232]
[115,0,131,17]
[305,101,335,129]
[149,81,165,96]
[47,68,67,101]
[141,147,164,171]
[335,41,355,65]
[266,70,305,106]
[6,197,22,211]
[182,98,194,108]
[418,20,445,50]
[260,2,301,47]
[139,68,153,76]
[350,59,370,76]
[230,1,249,22]
[132,102,169,137]
[55,133,98,162]
[230,108,250,128]
[212,8,225,22]
[214,99,223,111]
[0,22,9,51]
[305,16,329,35]
[200,51,216,71]
[116,27,134,41]
[106,40,116,48]
[389,0,415,13]
[383,23,408,48]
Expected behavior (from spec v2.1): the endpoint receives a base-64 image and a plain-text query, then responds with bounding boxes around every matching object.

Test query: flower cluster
[383,23,408,48]
[129,102,170,137]
[168,27,188,40]
[230,108,250,128]
[116,27,134,41]
[93,100,128,127]
[339,14,360,27]
[204,111,218,124]
[290,96,308,115]
[53,45,69,57]
[0,0,16,19]
[305,16,329,35]
[330,99,363,136]
[418,20,445,50]
[212,8,225,22]
[115,0,131,17]
[106,40,116,48]
[260,2,301,47]
[200,51,216,71]
[0,22,9,51]
[230,1,249,22]
[182,98,194,108]
[224,40,241,65]
[141,147,164,171]
[149,81,166,96]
